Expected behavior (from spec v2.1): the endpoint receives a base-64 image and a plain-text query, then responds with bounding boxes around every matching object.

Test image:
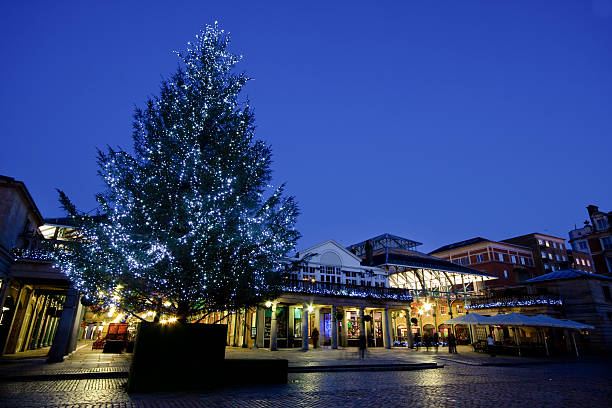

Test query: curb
[0,363,443,381]
[0,371,129,383]
[288,363,442,373]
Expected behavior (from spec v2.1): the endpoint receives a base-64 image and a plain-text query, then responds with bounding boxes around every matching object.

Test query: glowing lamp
[265,301,273,308]
[307,305,314,313]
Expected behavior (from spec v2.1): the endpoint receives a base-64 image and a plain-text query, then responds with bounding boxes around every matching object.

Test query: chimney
[587,205,599,216]
[364,239,373,266]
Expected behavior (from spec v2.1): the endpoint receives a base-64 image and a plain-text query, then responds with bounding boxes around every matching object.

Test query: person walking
[433,331,439,352]
[414,332,421,351]
[448,332,457,354]
[487,333,495,357]
[312,328,319,349]
[424,333,431,351]
[358,334,366,359]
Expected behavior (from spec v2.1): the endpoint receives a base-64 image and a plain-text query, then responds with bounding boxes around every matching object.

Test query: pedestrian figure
[312,328,319,349]
[358,334,366,359]
[424,333,431,351]
[448,332,457,354]
[487,333,495,357]
[433,332,439,352]
[414,333,421,351]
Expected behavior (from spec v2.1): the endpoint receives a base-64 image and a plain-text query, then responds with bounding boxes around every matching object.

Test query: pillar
[255,306,265,348]
[269,303,278,351]
[359,307,366,348]
[382,308,391,349]
[301,304,309,351]
[341,308,348,347]
[331,305,338,349]
[232,311,239,347]
[241,309,248,348]
[47,289,82,363]
[405,309,414,347]
[314,307,321,348]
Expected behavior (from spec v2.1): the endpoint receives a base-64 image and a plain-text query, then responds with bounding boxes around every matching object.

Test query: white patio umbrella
[442,313,493,325]
[530,315,594,330]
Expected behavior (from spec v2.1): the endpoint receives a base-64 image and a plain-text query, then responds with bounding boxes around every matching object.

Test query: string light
[48,22,300,321]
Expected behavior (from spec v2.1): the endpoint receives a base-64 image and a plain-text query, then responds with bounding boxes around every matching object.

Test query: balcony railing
[465,294,563,310]
[281,280,414,301]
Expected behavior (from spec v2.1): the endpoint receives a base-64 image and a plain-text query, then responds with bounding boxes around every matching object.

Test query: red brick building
[568,205,612,275]
[430,237,536,288]
[502,233,569,277]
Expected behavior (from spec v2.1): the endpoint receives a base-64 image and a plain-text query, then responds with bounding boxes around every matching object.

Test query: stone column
[301,304,309,351]
[382,308,391,349]
[314,307,321,348]
[241,309,249,348]
[269,303,278,351]
[331,305,338,349]
[405,309,414,348]
[341,308,348,347]
[359,307,366,348]
[255,306,265,348]
[47,289,82,363]
[231,311,239,347]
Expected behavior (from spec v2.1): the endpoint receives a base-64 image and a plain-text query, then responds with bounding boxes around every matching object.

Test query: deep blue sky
[1,1,611,252]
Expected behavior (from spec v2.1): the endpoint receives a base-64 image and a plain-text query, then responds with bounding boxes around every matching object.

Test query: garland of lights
[466,298,563,309]
[12,248,55,262]
[281,283,413,301]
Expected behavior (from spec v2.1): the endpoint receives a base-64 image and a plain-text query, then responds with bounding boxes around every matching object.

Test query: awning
[443,312,594,330]
[442,313,494,325]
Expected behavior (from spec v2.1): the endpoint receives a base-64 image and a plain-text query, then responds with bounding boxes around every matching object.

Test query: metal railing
[465,294,563,309]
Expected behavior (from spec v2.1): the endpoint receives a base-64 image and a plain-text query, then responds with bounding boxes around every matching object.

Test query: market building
[194,235,496,350]
[0,176,83,359]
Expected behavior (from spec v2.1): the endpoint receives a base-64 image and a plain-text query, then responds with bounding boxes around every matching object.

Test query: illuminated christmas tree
[54,23,300,322]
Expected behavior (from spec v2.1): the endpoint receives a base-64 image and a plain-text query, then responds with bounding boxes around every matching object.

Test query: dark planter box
[103,340,124,353]
[127,323,227,393]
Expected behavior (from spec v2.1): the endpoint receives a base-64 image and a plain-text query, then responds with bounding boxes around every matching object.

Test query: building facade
[502,233,569,276]
[567,250,595,273]
[429,237,537,288]
[0,176,83,359]
[568,205,612,275]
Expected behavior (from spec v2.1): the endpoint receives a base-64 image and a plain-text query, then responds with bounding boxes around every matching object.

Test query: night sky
[1,1,611,253]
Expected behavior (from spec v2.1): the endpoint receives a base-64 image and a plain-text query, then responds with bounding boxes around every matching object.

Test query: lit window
[548,253,553,260]
[511,255,517,264]
[503,270,508,278]
[498,253,504,262]
[581,259,586,266]
[546,241,551,247]
[586,260,591,266]
[541,251,547,258]
[538,239,544,245]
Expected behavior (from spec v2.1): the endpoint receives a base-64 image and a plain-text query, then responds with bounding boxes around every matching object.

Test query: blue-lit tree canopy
[54,24,300,321]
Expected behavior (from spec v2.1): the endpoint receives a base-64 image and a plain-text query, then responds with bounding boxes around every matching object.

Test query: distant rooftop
[348,233,422,256]
[523,269,612,283]
[429,237,490,254]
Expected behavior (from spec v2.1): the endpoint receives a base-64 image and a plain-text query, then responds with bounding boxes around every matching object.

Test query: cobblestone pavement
[1,359,610,407]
